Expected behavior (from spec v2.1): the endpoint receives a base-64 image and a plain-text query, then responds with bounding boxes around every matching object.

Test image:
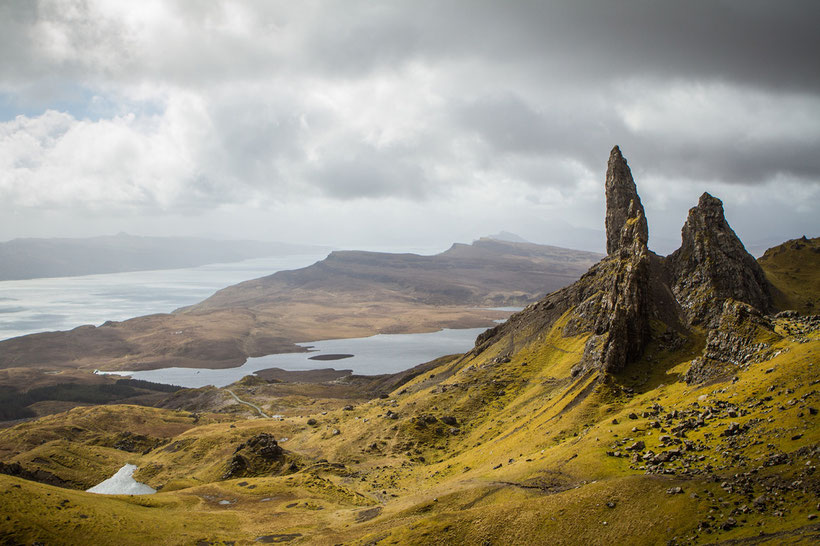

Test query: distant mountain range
[0,233,330,281]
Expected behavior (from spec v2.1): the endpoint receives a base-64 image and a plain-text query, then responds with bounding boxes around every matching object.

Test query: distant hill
[0,233,329,281]
[759,235,820,314]
[0,238,603,376]
[485,231,531,244]
[187,237,604,311]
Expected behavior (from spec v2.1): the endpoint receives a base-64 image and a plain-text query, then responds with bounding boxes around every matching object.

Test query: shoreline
[90,309,514,374]
[94,326,492,388]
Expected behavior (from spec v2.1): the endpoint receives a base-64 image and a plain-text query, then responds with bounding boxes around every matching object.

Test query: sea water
[0,253,328,341]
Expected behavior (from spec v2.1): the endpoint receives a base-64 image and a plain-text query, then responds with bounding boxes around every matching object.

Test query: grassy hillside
[759,236,820,314]
[1,310,817,544]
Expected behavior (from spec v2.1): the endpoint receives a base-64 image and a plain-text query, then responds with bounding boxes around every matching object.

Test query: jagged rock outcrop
[669,193,773,327]
[683,300,777,384]
[476,147,661,376]
[222,433,297,479]
[605,146,649,255]
[474,146,779,383]
[0,461,73,488]
[567,242,652,375]
[572,148,653,374]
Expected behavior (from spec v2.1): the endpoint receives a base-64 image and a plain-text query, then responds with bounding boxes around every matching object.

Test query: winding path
[225,389,270,418]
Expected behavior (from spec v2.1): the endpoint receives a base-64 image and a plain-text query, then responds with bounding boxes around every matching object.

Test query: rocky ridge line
[475,146,780,383]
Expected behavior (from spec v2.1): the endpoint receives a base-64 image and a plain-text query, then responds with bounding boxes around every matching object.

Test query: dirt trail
[225,389,270,418]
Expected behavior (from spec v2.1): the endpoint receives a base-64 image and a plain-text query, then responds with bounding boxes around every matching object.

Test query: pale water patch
[0,253,328,341]
[86,464,156,495]
[99,327,491,388]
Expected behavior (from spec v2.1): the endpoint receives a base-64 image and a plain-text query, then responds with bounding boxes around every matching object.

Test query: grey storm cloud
[5,1,819,92]
[0,0,818,249]
[453,89,820,187]
[309,145,432,201]
[296,1,820,91]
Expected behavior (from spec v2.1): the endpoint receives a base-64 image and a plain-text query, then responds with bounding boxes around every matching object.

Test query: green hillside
[1,149,817,545]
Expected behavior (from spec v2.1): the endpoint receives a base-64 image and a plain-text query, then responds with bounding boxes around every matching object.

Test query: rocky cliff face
[669,193,774,327]
[605,146,649,255]
[571,147,653,375]
[683,300,777,385]
[474,146,778,383]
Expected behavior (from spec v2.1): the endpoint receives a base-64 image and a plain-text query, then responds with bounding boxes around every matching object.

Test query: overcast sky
[1,1,818,255]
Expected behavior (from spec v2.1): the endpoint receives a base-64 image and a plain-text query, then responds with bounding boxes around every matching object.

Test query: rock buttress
[669,192,774,327]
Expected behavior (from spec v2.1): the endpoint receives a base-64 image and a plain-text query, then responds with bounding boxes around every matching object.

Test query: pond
[86,464,156,495]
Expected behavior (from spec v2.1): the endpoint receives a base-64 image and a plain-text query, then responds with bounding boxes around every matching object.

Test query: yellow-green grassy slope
[1,304,818,545]
[759,236,820,314]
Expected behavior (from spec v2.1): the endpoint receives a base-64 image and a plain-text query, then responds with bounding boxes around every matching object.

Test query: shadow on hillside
[610,330,706,394]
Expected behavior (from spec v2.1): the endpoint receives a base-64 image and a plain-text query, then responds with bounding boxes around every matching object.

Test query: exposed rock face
[222,433,295,479]
[669,193,773,326]
[481,147,657,376]
[238,433,284,460]
[474,146,779,383]
[683,301,777,385]
[605,146,649,255]
[111,431,164,454]
[0,461,73,488]
[570,148,653,374]
[568,246,652,376]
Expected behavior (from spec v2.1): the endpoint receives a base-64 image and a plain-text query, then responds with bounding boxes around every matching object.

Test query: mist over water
[0,253,328,341]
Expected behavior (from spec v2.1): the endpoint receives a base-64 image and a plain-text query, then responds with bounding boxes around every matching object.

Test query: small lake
[0,253,328,341]
[86,464,155,495]
[101,326,490,388]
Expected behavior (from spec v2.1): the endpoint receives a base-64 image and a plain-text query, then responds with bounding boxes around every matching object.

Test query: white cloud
[617,81,820,147]
[0,98,212,210]
[0,1,817,250]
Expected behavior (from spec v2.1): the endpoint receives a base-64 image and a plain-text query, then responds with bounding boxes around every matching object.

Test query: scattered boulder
[222,433,295,479]
[223,454,247,480]
[721,518,737,531]
[626,441,645,452]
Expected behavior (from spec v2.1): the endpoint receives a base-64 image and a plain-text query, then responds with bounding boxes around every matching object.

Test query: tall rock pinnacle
[567,146,653,375]
[605,146,649,254]
[669,192,773,326]
[477,147,776,383]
